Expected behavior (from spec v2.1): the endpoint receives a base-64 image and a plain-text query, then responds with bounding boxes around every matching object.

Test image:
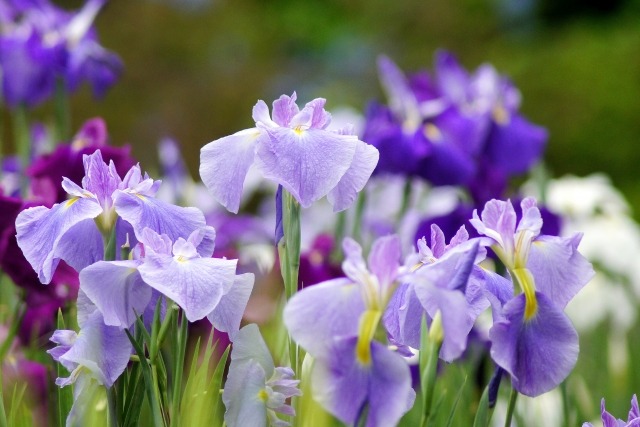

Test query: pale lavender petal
[304,98,332,129]
[470,199,517,255]
[489,292,579,397]
[528,234,594,309]
[113,190,207,242]
[270,93,299,127]
[341,238,369,285]
[366,234,401,291]
[208,273,255,339]
[81,151,121,207]
[367,342,416,427]
[383,282,424,350]
[199,128,261,213]
[80,260,151,328]
[255,128,357,208]
[310,338,369,425]
[223,360,268,427]
[55,218,104,272]
[327,140,379,212]
[284,278,364,357]
[630,395,640,421]
[230,324,275,376]
[138,254,237,322]
[16,199,103,284]
[55,310,131,388]
[252,100,277,128]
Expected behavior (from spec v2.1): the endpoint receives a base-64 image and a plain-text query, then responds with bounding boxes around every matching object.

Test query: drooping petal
[489,292,579,397]
[284,278,364,357]
[55,218,104,272]
[255,127,357,208]
[527,234,594,309]
[16,198,103,284]
[113,190,207,242]
[311,338,414,427]
[327,140,379,212]
[208,273,255,339]
[80,260,151,328]
[51,310,131,388]
[138,253,237,322]
[485,113,547,175]
[223,359,269,427]
[199,128,261,213]
[383,282,424,350]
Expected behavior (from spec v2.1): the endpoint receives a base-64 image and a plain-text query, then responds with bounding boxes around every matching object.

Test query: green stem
[0,301,25,362]
[561,381,570,427]
[419,314,443,427]
[107,387,118,427]
[13,106,30,196]
[279,189,301,300]
[352,190,366,242]
[170,310,188,427]
[54,77,71,143]
[330,210,347,263]
[396,179,412,222]
[504,387,518,427]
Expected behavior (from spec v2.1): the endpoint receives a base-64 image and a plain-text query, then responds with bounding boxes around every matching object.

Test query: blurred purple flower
[27,118,135,205]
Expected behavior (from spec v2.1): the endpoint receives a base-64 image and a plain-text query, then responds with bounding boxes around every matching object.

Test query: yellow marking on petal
[176,255,187,263]
[257,389,269,402]
[513,268,538,320]
[293,126,305,135]
[65,197,80,207]
[136,193,146,200]
[355,310,382,366]
[492,105,510,125]
[424,123,442,141]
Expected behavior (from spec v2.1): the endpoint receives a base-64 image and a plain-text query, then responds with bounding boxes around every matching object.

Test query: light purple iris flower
[48,291,132,426]
[384,225,491,362]
[470,197,594,396]
[16,150,208,284]
[223,324,301,427]
[284,235,415,426]
[583,395,640,427]
[80,226,253,332]
[199,93,379,213]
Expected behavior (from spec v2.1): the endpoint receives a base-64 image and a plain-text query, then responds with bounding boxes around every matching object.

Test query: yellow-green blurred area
[52,0,640,217]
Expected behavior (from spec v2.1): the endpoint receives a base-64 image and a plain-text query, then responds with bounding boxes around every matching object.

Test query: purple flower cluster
[364,52,547,204]
[0,0,122,108]
[15,150,255,418]
[282,197,592,425]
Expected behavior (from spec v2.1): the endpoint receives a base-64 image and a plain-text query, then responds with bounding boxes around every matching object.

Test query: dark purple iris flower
[0,0,122,108]
[364,52,548,203]
[27,117,135,205]
[298,234,342,289]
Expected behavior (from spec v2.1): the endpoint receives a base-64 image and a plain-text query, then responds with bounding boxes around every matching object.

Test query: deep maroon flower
[27,118,136,205]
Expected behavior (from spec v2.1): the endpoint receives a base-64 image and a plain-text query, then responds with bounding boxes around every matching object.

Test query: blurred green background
[54,0,640,216]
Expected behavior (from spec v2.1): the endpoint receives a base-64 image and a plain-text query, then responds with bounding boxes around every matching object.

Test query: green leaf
[125,328,164,427]
[472,384,493,427]
[445,376,468,427]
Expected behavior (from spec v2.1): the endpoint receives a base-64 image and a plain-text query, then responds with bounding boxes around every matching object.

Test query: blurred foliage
[55,0,640,218]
